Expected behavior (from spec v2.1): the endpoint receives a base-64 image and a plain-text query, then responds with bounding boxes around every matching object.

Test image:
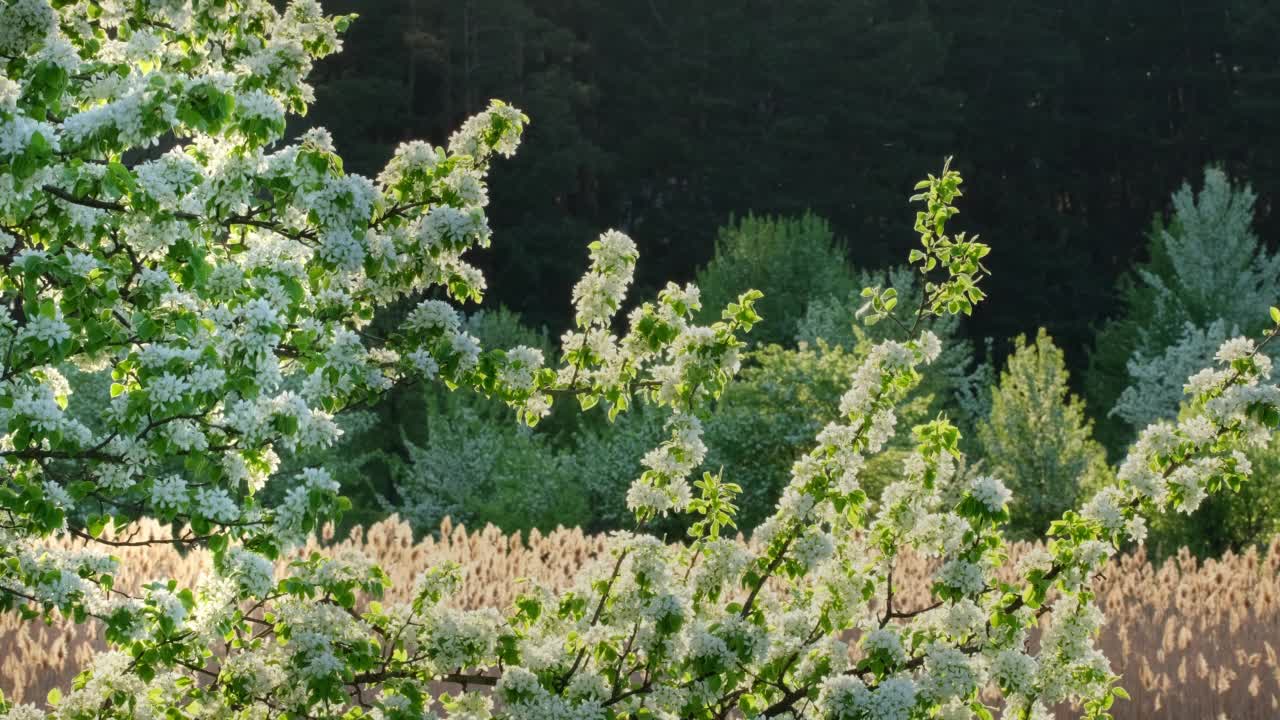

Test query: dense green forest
[301,0,1280,372]
[271,0,1280,556]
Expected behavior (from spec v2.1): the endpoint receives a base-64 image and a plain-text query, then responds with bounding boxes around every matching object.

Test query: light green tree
[696,212,855,345]
[1089,167,1280,449]
[979,329,1112,537]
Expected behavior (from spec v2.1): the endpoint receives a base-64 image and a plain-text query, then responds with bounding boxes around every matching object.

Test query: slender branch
[41,185,316,242]
[886,598,944,621]
[441,672,498,687]
[879,557,896,628]
[738,528,798,619]
[66,526,211,547]
[556,539,635,692]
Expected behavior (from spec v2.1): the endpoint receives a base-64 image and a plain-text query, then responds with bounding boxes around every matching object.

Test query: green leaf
[103,162,135,199]
[1271,306,1280,325]
[86,514,108,538]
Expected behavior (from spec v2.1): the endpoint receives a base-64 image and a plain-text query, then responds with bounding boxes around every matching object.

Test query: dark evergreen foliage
[304,0,1280,370]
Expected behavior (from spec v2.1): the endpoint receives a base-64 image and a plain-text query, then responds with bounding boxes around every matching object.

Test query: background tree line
[303,0,1280,370]
[279,0,1280,558]
[283,169,1280,561]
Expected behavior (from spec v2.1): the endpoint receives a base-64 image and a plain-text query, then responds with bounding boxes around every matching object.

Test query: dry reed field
[3,517,1278,719]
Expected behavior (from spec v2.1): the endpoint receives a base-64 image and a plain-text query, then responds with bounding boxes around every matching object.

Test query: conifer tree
[980,330,1111,537]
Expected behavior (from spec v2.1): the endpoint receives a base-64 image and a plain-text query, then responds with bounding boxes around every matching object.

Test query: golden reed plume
[3,518,1277,719]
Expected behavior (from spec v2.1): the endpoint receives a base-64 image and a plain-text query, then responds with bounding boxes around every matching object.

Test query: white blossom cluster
[0,0,551,600]
[626,413,707,517]
[968,475,1011,513]
[571,229,638,329]
[1114,334,1277,516]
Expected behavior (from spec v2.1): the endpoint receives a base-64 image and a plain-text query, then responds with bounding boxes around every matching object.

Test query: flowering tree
[3,3,1280,720]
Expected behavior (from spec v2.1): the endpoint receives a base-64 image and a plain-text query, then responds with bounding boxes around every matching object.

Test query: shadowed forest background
[279,0,1280,555]
[303,0,1280,354]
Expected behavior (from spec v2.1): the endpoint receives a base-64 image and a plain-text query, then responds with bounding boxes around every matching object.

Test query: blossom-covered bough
[2,3,1280,719]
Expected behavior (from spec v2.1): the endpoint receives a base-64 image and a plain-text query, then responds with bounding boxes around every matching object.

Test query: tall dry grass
[3,517,1277,719]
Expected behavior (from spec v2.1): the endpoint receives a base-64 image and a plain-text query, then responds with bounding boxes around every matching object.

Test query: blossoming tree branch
[2,2,1279,719]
